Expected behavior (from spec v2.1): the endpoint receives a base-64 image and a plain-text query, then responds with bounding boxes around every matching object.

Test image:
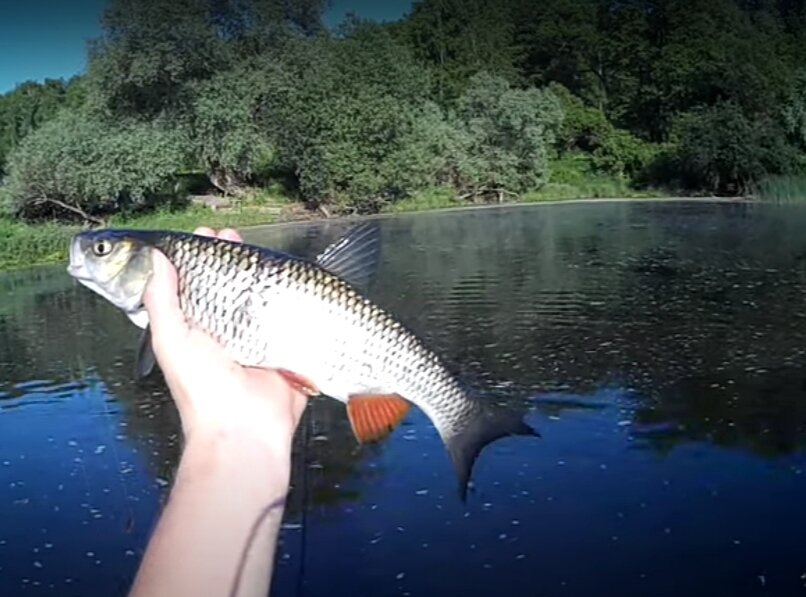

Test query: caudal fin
[445,405,539,501]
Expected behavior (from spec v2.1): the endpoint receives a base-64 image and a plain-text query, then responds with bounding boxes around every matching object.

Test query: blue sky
[0,0,414,93]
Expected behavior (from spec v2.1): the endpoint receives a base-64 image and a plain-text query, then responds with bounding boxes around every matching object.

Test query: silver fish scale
[159,234,482,440]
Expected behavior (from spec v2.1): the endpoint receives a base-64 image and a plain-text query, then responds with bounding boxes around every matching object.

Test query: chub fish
[66,223,537,498]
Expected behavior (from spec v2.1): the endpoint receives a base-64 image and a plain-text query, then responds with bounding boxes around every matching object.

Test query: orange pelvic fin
[277,369,321,396]
[346,394,412,443]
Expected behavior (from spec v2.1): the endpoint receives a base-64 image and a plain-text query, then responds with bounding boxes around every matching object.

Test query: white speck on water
[511,520,520,526]
[396,572,405,580]
[758,575,766,586]
[733,539,741,545]
[617,420,631,426]
[33,562,42,569]
[86,552,94,557]
[664,528,671,534]
[498,534,507,540]
[370,536,382,545]
[155,478,169,487]
[67,441,77,447]
[396,526,405,533]
[94,445,106,455]
[44,544,52,549]
[125,550,135,557]
[415,489,428,496]
[557,460,566,466]
[516,554,526,560]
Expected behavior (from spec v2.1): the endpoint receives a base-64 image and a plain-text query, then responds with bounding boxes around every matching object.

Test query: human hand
[142,226,307,460]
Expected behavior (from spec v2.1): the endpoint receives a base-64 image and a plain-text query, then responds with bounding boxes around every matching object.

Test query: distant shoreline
[0,194,769,274]
[242,195,756,233]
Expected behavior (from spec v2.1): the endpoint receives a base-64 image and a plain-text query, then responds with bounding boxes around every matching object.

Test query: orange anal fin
[347,394,411,444]
[277,369,321,396]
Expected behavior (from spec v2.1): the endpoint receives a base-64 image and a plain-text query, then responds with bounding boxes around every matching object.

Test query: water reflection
[2,200,806,596]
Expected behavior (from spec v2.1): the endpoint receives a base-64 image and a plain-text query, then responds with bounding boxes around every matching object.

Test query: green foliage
[381,186,459,213]
[86,0,227,117]
[0,202,283,271]
[752,175,806,203]
[783,69,806,151]
[189,65,278,192]
[403,0,519,102]
[671,102,799,194]
[2,109,191,219]
[0,217,77,271]
[7,0,806,228]
[263,22,445,211]
[549,83,659,180]
[0,78,81,174]
[446,72,563,198]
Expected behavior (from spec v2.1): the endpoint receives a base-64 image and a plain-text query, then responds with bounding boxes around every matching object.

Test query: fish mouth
[66,237,91,281]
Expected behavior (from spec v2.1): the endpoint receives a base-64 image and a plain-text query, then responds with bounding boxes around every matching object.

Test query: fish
[66,223,538,499]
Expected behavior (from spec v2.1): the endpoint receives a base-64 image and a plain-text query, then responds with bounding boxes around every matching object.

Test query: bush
[262,23,443,211]
[671,101,800,194]
[446,72,564,200]
[190,66,278,194]
[2,108,191,220]
[548,82,658,180]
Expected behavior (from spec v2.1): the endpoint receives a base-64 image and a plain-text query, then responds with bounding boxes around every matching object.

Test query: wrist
[178,430,294,498]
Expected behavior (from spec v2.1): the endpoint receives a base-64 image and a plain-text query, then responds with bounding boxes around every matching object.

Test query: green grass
[752,175,806,203]
[0,203,284,272]
[381,187,460,214]
[0,218,79,272]
[108,203,281,230]
[523,177,665,202]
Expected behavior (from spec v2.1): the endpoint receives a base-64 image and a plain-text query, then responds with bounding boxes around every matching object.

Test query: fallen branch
[31,196,106,226]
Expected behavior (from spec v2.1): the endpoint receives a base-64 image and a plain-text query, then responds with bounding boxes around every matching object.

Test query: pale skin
[128,227,307,597]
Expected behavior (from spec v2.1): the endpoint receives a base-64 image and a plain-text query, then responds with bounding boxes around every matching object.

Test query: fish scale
[157,233,479,439]
[66,224,538,499]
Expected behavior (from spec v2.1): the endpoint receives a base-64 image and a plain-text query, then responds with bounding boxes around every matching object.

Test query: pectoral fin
[135,326,157,379]
[346,393,411,443]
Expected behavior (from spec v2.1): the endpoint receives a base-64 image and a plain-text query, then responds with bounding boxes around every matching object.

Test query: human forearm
[129,433,292,597]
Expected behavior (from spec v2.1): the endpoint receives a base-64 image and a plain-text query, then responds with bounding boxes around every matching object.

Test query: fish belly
[229,281,399,404]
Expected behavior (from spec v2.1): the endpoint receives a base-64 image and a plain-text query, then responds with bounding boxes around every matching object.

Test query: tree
[446,72,564,199]
[189,65,279,195]
[0,78,77,174]
[672,101,798,194]
[404,0,519,103]
[2,109,191,221]
[86,0,226,118]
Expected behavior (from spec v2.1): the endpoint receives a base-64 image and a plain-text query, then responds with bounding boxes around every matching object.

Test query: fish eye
[93,239,113,257]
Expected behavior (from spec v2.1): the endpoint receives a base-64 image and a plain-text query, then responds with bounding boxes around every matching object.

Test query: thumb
[143,249,188,353]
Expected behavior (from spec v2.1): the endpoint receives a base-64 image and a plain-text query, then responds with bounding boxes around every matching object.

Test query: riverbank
[0,192,750,273]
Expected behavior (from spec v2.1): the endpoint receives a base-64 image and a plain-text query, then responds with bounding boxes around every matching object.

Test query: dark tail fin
[445,405,539,501]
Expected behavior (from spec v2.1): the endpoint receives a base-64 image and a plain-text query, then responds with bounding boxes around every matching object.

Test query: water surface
[2,200,806,596]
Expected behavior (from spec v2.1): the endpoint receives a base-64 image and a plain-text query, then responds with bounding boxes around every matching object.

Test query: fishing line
[95,368,136,534]
[295,402,311,597]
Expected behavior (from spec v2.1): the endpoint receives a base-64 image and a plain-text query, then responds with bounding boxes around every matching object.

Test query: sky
[0,0,414,94]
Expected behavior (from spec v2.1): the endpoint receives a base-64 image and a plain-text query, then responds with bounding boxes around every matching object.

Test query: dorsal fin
[315,222,381,293]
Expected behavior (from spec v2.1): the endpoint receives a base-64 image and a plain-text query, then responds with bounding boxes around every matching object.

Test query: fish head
[67,229,155,315]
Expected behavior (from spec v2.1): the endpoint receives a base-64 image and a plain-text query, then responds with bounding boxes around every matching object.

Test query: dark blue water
[3,200,806,596]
